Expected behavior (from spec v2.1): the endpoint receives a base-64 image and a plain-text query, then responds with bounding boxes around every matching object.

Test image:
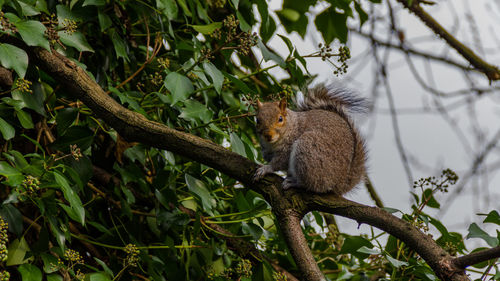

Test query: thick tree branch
[395,0,500,81]
[453,246,500,269]
[9,39,489,280]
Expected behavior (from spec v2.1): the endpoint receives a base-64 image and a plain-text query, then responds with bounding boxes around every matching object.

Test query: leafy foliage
[0,0,498,280]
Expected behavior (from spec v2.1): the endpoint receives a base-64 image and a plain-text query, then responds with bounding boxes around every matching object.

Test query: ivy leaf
[15,20,50,50]
[467,223,498,247]
[423,188,440,208]
[157,0,178,18]
[483,210,500,225]
[164,72,194,105]
[7,238,32,266]
[230,133,247,157]
[276,8,300,21]
[257,40,285,67]
[314,7,349,44]
[53,171,85,225]
[189,22,222,35]
[0,43,28,77]
[0,161,23,187]
[47,274,63,281]
[16,109,34,129]
[89,272,112,281]
[242,222,263,240]
[185,174,215,214]
[203,62,224,93]
[179,100,213,123]
[18,264,42,281]
[386,255,409,268]
[109,28,129,61]
[83,0,105,6]
[59,31,94,52]
[354,2,368,27]
[0,204,23,236]
[0,117,15,140]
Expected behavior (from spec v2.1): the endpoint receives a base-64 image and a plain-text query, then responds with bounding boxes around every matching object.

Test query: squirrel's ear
[257,100,263,109]
[279,98,287,111]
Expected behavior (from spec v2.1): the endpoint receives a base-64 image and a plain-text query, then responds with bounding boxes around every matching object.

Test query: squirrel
[253,85,367,196]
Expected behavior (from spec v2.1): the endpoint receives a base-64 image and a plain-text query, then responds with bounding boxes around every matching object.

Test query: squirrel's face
[255,99,288,144]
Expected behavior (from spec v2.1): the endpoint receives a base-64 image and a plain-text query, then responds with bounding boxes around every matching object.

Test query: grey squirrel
[253,85,367,195]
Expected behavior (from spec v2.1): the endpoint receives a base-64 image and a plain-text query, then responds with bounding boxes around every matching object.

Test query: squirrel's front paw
[253,165,273,181]
[282,177,298,190]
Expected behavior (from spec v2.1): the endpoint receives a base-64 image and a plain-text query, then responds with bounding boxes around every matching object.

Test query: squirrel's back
[296,85,367,194]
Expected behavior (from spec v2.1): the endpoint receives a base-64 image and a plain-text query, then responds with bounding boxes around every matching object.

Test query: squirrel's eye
[278,116,283,122]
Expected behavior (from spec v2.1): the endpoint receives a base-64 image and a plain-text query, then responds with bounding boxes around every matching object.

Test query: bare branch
[395,0,500,81]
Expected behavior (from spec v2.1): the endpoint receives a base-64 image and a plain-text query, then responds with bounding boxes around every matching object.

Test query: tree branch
[453,246,500,269]
[303,194,469,281]
[395,0,500,81]
[9,39,488,280]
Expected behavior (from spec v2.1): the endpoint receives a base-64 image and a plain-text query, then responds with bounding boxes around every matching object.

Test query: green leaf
[236,11,251,32]
[276,9,308,37]
[0,161,23,186]
[314,7,349,44]
[339,235,373,259]
[7,237,31,266]
[386,255,409,268]
[190,22,222,34]
[467,223,498,247]
[230,133,246,157]
[185,174,216,214]
[179,100,213,123]
[231,0,239,8]
[242,222,263,240]
[276,8,300,22]
[51,126,94,152]
[56,108,78,135]
[16,109,34,129]
[59,31,94,52]
[203,62,224,93]
[54,171,85,225]
[157,0,178,18]
[15,20,50,50]
[354,2,368,27]
[164,72,194,105]
[18,264,42,281]
[357,246,380,254]
[0,117,15,140]
[278,34,294,54]
[41,253,59,274]
[89,272,112,281]
[47,274,63,281]
[257,40,285,67]
[109,28,128,61]
[83,0,105,6]
[483,210,500,225]
[0,204,23,236]
[12,88,46,116]
[423,188,440,208]
[0,43,28,77]
[97,9,112,31]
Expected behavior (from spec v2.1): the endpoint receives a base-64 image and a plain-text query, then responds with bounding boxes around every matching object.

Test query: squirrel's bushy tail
[296,84,367,116]
[297,84,367,189]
